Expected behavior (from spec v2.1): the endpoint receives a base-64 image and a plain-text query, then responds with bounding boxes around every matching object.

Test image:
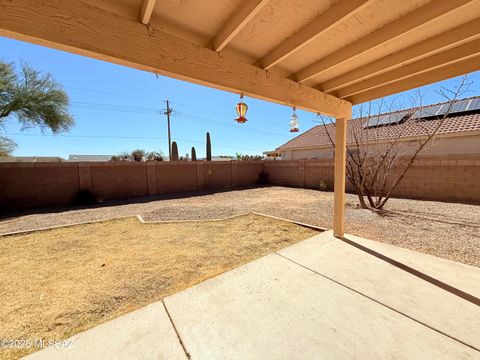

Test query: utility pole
[164,100,172,160]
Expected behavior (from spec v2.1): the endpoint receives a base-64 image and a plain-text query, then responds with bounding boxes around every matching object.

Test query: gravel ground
[1,186,479,267]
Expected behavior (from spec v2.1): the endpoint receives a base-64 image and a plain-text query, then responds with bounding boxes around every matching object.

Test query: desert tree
[146,151,164,161]
[318,76,471,210]
[0,60,73,155]
[131,149,146,161]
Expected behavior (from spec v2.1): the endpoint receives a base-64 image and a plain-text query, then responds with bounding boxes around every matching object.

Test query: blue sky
[1,36,479,158]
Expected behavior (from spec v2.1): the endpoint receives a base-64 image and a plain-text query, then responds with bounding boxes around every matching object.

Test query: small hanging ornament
[289,106,299,132]
[235,94,248,123]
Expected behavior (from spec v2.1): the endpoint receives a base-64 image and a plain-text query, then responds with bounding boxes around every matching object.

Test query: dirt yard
[1,187,478,267]
[0,213,318,359]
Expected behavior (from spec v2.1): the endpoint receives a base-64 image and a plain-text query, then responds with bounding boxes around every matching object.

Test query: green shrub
[319,180,327,191]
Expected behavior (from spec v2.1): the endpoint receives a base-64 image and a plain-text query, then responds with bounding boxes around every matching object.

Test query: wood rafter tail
[334,38,480,99]
[293,0,476,83]
[319,18,480,93]
[140,0,156,25]
[346,55,480,104]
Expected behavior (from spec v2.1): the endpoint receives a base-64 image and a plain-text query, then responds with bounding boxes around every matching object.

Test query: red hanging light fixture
[235,94,248,123]
[289,106,299,132]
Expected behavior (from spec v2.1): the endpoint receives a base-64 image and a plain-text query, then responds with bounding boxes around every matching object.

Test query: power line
[169,100,234,118]
[65,86,163,102]
[65,85,317,131]
[173,111,289,138]
[64,85,258,119]
[68,101,291,138]
[70,102,160,114]
[4,133,265,152]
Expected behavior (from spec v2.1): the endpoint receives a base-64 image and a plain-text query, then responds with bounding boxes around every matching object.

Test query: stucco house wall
[281,133,480,160]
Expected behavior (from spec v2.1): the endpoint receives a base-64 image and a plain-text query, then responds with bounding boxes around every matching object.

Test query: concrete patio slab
[277,231,480,350]
[24,302,187,360]
[164,249,479,359]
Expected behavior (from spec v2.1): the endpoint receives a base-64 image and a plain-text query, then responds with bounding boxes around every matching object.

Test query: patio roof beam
[293,0,475,83]
[334,38,480,99]
[0,0,351,118]
[259,0,370,70]
[319,18,480,93]
[210,0,269,52]
[345,54,480,104]
[140,0,156,25]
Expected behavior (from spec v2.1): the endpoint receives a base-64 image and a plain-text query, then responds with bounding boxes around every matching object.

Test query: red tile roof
[277,96,480,150]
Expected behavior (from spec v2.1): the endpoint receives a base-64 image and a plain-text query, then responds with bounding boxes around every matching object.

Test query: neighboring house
[263,150,281,160]
[68,154,114,162]
[0,156,64,162]
[277,96,480,160]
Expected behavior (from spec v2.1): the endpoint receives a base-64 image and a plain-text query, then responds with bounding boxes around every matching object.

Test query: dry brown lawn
[0,213,318,359]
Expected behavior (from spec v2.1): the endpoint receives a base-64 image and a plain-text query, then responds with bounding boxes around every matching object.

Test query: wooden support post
[333,116,349,238]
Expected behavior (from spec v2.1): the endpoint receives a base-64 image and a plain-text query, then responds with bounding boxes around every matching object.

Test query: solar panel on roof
[449,99,470,113]
[379,112,409,126]
[467,98,480,111]
[363,112,408,128]
[412,104,443,119]
[363,97,480,128]
[413,98,480,120]
[437,104,450,114]
[363,115,385,128]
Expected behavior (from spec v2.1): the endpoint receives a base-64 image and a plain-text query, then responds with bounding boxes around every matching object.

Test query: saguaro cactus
[191,147,197,161]
[171,141,179,161]
[206,132,211,161]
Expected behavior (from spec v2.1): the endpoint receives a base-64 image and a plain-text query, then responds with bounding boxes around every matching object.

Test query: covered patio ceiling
[1,0,479,116]
[0,0,479,236]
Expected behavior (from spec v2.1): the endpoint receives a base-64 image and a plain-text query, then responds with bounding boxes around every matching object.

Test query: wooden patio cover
[1,0,479,236]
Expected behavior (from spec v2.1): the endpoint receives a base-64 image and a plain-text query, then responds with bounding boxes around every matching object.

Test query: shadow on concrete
[342,236,480,307]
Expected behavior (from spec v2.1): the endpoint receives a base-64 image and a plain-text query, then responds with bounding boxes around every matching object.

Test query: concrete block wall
[90,162,149,201]
[263,161,300,187]
[154,162,197,194]
[0,162,81,209]
[0,161,264,211]
[391,154,480,203]
[203,162,233,190]
[235,162,264,186]
[304,159,335,190]
[263,154,480,203]
[0,155,478,211]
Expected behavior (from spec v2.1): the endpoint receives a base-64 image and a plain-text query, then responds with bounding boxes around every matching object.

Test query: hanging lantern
[289,106,299,132]
[235,94,248,123]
